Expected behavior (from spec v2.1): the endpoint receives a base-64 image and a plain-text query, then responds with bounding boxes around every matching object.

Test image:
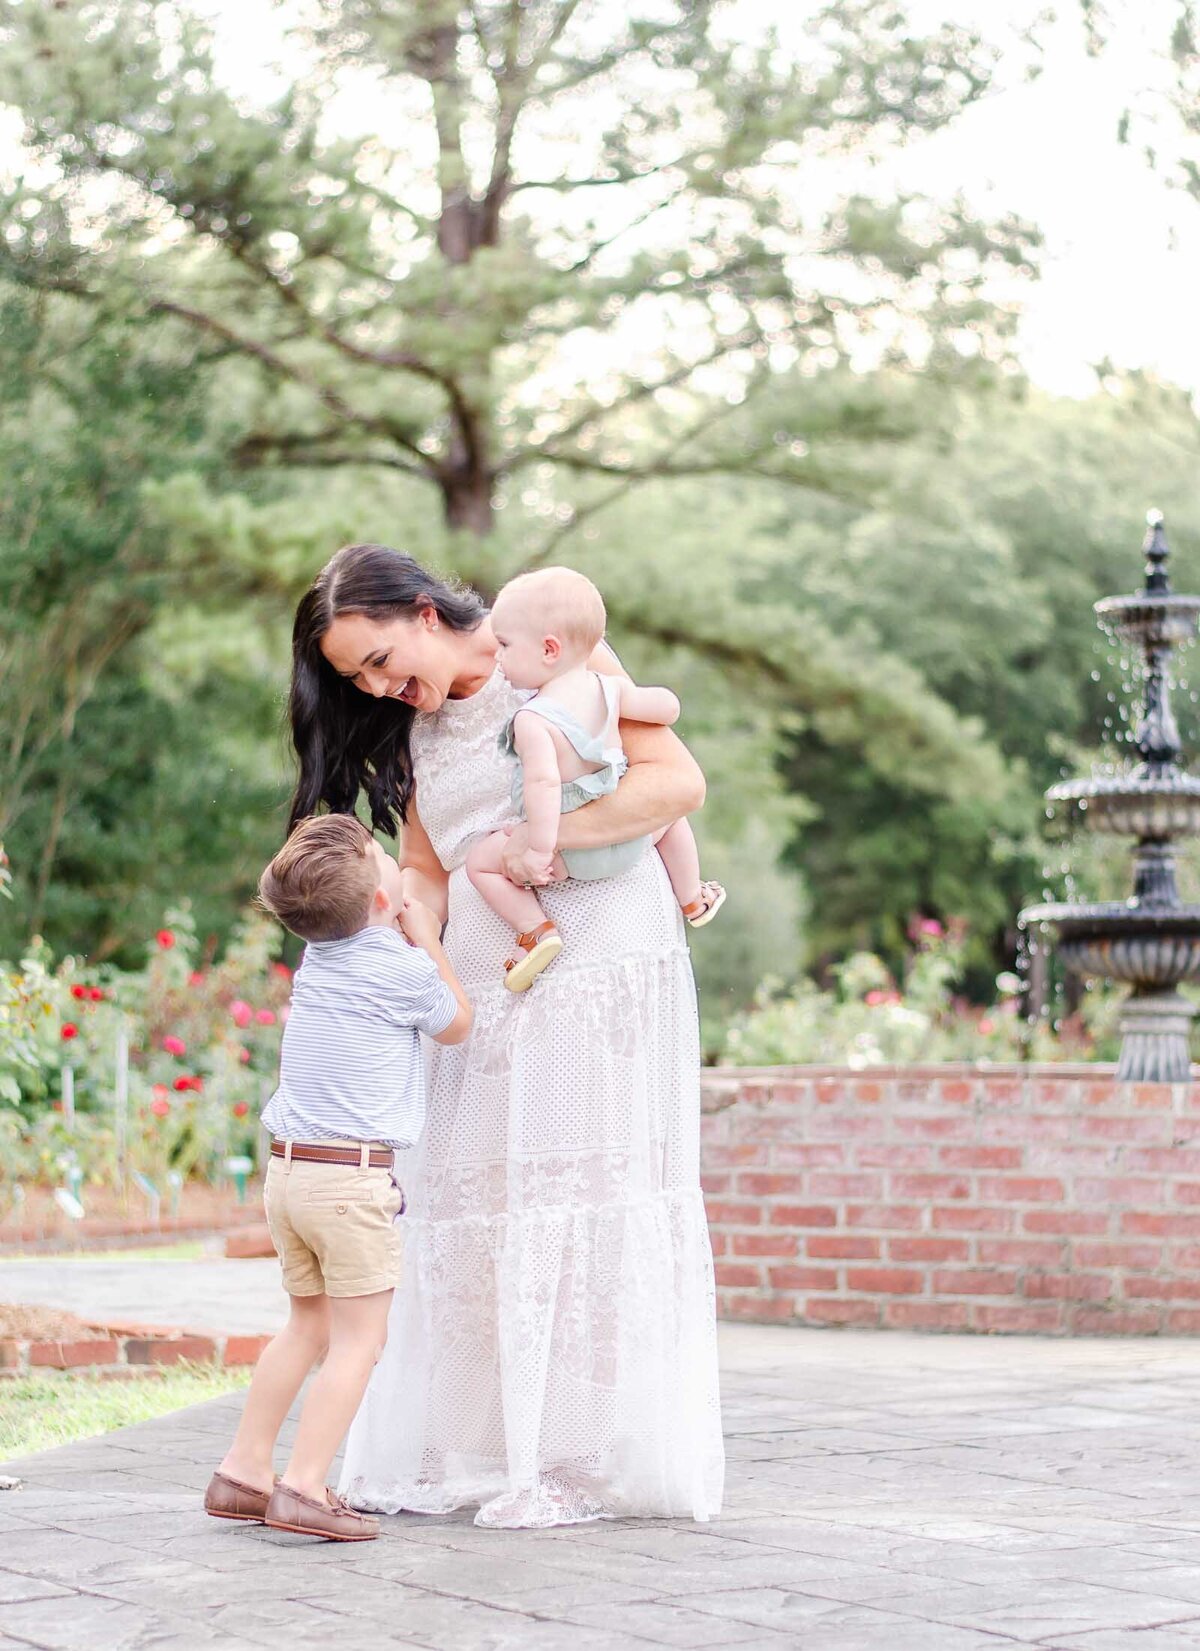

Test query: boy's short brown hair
[259,814,379,943]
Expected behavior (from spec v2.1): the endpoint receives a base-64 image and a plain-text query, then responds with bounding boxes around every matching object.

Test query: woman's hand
[500,829,563,888]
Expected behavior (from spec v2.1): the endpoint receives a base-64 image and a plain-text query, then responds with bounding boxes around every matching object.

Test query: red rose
[89,987,105,1002]
[162,1034,186,1057]
[232,1101,249,1118]
[271,963,292,981]
[173,1075,202,1093]
[70,984,87,1000]
[151,1098,170,1118]
[61,1023,78,1040]
[254,1009,276,1026]
[156,929,176,949]
[188,971,205,987]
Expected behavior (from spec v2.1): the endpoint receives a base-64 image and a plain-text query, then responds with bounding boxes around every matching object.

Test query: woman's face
[320,607,455,713]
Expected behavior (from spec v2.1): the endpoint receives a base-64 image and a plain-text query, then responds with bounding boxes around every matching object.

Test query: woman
[287,542,724,1529]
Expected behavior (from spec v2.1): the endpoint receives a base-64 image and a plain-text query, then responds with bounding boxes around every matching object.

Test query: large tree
[0,0,1036,535]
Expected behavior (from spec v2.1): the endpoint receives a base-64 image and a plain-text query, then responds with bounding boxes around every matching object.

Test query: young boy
[204,813,471,1542]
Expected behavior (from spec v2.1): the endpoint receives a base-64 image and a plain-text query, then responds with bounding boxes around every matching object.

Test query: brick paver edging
[0,1323,269,1374]
[700,1062,1200,1334]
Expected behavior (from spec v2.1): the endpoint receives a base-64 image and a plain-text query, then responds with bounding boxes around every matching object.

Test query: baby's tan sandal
[503,921,563,992]
[682,882,726,929]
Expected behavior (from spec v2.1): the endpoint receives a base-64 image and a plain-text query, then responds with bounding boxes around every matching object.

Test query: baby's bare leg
[466,830,554,934]
[653,819,703,909]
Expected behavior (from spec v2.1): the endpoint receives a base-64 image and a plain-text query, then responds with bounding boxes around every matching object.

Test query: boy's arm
[617,679,681,727]
[424,933,473,1046]
[512,711,563,862]
[398,899,472,1044]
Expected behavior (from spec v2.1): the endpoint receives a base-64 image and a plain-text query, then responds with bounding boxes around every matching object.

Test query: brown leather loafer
[204,1470,275,1523]
[264,1482,380,1542]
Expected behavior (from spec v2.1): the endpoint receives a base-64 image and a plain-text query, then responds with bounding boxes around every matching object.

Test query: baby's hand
[399,898,442,952]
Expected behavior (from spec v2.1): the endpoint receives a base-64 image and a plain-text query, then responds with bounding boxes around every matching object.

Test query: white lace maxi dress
[340,666,724,1528]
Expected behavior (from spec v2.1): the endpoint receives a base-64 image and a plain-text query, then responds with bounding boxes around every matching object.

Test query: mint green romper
[499,673,650,881]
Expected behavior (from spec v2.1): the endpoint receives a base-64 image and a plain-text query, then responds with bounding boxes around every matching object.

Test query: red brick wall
[701,1064,1199,1335]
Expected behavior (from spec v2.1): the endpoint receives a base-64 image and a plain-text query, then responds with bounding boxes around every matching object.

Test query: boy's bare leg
[466,830,554,933]
[280,1288,394,1505]
[218,1292,331,1495]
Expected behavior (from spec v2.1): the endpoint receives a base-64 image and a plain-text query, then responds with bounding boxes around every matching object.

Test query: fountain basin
[1021,902,1200,986]
[1096,591,1200,646]
[1046,773,1200,838]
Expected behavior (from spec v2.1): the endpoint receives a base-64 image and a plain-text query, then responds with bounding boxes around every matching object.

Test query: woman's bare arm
[399,793,450,925]
[502,645,704,880]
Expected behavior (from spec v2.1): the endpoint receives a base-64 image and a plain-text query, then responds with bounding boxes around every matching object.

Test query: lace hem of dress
[344,1469,613,1529]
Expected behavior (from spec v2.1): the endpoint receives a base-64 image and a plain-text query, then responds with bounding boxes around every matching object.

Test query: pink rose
[162,1034,186,1056]
[254,1009,276,1026]
[230,1000,253,1029]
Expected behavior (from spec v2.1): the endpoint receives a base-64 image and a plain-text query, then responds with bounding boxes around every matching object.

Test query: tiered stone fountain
[1021,512,1200,1082]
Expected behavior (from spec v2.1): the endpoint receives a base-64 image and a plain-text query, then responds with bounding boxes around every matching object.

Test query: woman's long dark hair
[287,544,486,837]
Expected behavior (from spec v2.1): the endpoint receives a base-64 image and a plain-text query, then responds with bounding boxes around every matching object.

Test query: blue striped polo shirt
[261,925,457,1150]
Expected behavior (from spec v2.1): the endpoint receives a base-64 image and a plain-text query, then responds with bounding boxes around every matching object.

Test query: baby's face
[491,598,556,690]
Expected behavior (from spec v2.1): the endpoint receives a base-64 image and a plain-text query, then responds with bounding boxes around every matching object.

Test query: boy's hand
[399,897,442,952]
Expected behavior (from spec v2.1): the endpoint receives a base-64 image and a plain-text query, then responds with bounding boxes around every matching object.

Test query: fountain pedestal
[1020,513,1200,1084]
[1116,991,1195,1083]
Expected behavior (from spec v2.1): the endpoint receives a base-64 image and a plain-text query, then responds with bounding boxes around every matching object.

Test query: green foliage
[0,0,1038,536]
[0,908,288,1205]
[722,921,1095,1067]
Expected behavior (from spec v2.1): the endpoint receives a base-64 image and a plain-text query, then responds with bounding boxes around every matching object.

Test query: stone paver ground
[0,1257,285,1337]
[4,1328,1200,1649]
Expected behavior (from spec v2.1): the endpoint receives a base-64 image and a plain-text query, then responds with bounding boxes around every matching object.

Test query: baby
[466,566,724,991]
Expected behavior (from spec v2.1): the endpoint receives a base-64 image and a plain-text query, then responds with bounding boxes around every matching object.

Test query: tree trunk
[442,462,494,535]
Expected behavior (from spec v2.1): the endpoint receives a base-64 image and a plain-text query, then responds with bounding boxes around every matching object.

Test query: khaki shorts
[263,1143,404,1299]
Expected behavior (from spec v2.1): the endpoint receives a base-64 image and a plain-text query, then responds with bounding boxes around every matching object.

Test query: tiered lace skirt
[340,848,724,1527]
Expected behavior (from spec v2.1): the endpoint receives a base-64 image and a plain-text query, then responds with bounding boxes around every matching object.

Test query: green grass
[0,1362,251,1460]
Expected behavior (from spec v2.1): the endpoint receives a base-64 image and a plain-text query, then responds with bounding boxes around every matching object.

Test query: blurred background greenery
[2,0,1200,1061]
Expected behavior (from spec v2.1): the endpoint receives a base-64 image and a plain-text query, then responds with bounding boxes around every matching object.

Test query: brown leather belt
[270,1141,394,1169]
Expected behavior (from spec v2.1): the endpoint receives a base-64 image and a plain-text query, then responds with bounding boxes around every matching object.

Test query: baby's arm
[513,710,563,866]
[616,679,681,726]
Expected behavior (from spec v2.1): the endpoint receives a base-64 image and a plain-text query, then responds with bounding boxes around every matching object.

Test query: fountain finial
[1143,509,1170,595]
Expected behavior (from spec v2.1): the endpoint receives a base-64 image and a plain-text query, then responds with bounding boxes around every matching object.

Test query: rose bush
[721,918,1120,1069]
[0,904,289,1207]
